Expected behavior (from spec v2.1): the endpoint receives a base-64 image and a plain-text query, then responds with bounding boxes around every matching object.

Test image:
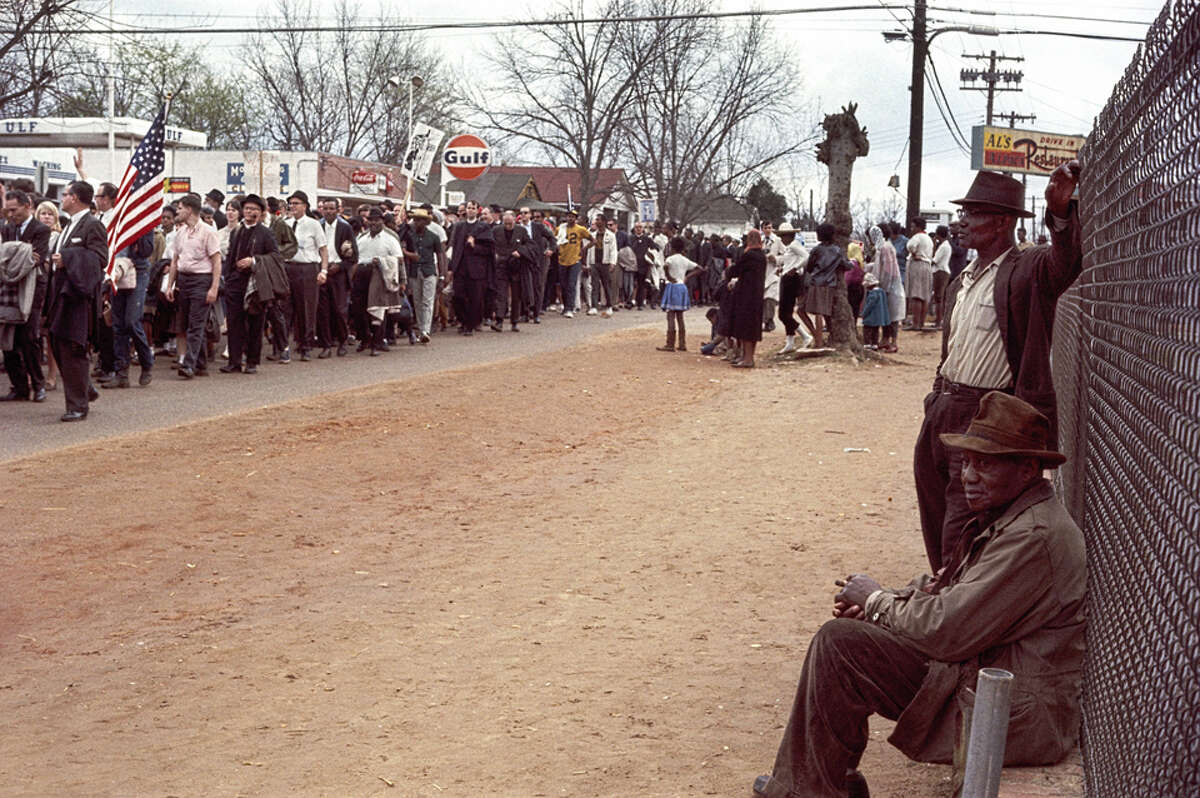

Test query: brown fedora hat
[951,171,1034,218]
[940,391,1067,466]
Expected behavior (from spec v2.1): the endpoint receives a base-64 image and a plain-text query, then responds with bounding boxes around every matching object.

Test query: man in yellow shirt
[555,209,592,318]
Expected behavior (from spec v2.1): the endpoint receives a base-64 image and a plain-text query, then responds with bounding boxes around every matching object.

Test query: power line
[928,6,1153,25]
[925,53,972,151]
[14,4,911,36]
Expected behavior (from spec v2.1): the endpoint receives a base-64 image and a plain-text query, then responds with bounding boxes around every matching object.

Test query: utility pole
[960,51,1024,125]
[905,0,927,225]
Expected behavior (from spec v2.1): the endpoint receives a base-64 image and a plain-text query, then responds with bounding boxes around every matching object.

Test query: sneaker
[601,307,614,318]
[279,349,291,364]
[586,307,599,316]
[563,311,574,319]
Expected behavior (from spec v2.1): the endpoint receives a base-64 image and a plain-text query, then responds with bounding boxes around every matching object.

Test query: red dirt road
[1,327,953,797]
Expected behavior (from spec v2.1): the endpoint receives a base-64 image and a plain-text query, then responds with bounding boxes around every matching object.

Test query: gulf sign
[442,134,490,181]
[970,125,1086,177]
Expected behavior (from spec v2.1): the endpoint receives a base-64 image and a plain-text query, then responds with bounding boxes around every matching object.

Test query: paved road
[0,309,672,462]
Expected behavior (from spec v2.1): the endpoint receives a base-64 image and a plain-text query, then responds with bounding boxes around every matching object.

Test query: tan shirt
[939,249,1014,388]
[173,220,221,274]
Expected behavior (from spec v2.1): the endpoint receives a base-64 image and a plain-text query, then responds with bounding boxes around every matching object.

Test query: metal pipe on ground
[962,667,1014,798]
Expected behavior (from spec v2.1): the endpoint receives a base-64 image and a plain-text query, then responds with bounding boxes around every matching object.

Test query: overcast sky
[105,0,1161,216]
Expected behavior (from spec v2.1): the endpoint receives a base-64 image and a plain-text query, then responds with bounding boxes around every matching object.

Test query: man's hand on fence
[1045,159,1082,218]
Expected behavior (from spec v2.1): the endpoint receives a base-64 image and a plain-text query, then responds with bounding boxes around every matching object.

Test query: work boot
[138,367,153,386]
[100,369,130,389]
[656,329,676,351]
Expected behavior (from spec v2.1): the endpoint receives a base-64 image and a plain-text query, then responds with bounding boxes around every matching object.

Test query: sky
[98,0,1163,218]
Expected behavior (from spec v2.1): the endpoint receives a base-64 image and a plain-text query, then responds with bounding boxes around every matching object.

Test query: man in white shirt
[586,213,618,317]
[283,191,329,361]
[355,207,404,354]
[904,217,934,330]
[762,220,782,333]
[317,198,356,357]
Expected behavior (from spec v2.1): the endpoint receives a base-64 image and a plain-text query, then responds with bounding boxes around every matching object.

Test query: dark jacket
[525,220,555,266]
[2,217,51,272]
[493,225,534,277]
[321,217,358,276]
[935,206,1082,441]
[224,222,288,306]
[268,214,299,261]
[864,480,1086,766]
[47,214,108,346]
[448,219,494,281]
[630,234,659,277]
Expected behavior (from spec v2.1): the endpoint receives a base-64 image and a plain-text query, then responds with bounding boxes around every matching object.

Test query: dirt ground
[0,323,957,798]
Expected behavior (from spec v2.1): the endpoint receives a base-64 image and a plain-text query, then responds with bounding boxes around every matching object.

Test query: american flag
[105,104,167,278]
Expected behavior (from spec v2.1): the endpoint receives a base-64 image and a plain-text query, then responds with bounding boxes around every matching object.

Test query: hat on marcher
[409,208,431,221]
[205,189,225,204]
[287,190,310,207]
[566,208,578,217]
[940,391,1066,466]
[240,193,266,210]
[777,222,797,235]
[951,171,1035,218]
[863,272,880,288]
[367,207,384,220]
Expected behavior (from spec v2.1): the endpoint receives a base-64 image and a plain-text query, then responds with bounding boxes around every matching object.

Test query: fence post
[962,668,1014,798]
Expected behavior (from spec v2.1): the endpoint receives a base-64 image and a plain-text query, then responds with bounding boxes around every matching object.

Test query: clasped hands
[832,573,883,620]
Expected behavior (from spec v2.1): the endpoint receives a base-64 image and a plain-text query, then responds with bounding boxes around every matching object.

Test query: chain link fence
[1051,1,1200,794]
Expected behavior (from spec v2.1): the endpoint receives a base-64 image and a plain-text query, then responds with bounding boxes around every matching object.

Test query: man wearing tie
[1,189,52,402]
[45,181,108,421]
[520,205,554,324]
[316,198,357,358]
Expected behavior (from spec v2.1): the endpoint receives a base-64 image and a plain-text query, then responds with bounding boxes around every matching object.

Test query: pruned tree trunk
[816,103,870,356]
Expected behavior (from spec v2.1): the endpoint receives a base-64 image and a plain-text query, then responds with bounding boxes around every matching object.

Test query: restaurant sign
[970,126,1086,176]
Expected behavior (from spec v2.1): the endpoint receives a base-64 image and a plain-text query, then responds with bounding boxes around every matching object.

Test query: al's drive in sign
[970,126,1086,177]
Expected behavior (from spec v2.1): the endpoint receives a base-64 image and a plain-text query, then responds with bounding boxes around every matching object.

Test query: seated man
[754,392,1086,798]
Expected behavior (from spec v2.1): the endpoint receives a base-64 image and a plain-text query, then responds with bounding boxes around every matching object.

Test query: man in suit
[520,206,554,323]
[46,181,107,421]
[493,210,534,332]
[316,197,357,358]
[220,194,281,375]
[2,189,52,402]
[447,199,493,336]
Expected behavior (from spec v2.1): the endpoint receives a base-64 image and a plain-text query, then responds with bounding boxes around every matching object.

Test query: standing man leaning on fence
[914,161,1083,574]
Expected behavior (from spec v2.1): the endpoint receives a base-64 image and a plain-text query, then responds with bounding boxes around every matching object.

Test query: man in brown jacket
[753,393,1086,798]
[915,161,1083,574]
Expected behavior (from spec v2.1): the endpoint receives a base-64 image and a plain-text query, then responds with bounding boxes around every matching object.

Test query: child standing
[657,237,702,352]
[859,271,889,349]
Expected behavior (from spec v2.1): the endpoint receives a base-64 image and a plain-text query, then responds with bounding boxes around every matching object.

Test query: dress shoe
[511,324,520,332]
[376,341,390,352]
[752,775,769,796]
[532,316,541,324]
[32,387,46,402]
[489,319,503,332]
[279,349,292,364]
[356,340,369,352]
[87,384,100,401]
[178,366,195,379]
[219,364,241,374]
[193,368,209,377]
[845,769,870,798]
[243,365,258,374]
[93,369,114,383]
[336,344,348,356]
[0,390,27,401]
[317,348,332,359]
[60,410,87,422]
[299,350,311,362]
[418,333,430,344]
[138,368,153,386]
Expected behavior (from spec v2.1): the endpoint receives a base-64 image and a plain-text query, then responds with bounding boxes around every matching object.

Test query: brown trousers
[913,389,986,572]
[760,619,928,798]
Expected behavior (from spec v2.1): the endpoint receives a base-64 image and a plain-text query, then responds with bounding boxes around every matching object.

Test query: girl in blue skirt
[657,237,704,352]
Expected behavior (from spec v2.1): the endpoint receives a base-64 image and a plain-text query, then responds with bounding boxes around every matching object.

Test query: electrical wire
[924,67,972,156]
[8,4,910,36]
[925,52,972,151]
[928,6,1153,25]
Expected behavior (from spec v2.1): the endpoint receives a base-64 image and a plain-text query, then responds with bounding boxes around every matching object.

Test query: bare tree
[246,0,453,161]
[473,0,659,214]
[620,0,811,226]
[0,0,87,115]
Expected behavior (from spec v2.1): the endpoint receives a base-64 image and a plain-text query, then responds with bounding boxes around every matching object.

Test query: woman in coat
[727,229,767,367]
